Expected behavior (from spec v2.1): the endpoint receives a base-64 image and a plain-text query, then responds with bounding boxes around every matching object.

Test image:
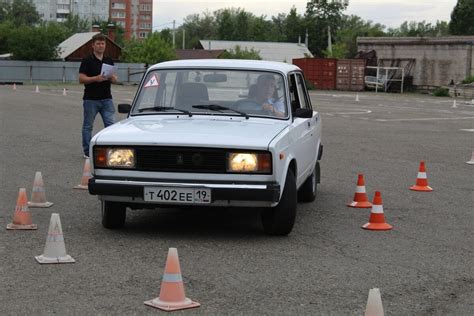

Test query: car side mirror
[293,108,313,118]
[118,103,131,113]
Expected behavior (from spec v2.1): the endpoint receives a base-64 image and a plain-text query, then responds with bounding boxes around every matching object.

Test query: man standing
[79,33,118,158]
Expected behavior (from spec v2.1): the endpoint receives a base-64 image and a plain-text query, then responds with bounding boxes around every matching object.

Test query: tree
[0,20,14,54]
[449,0,474,35]
[8,22,67,60]
[63,14,90,36]
[336,15,385,57]
[3,0,40,26]
[305,0,349,56]
[387,20,449,37]
[121,32,176,64]
[219,45,261,60]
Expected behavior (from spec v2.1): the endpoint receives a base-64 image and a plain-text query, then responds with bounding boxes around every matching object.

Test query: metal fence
[449,84,474,103]
[0,60,146,84]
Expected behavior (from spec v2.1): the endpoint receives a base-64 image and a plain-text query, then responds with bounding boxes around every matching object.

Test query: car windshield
[132,68,288,119]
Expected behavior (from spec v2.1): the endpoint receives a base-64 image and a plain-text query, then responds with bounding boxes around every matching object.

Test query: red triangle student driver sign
[144,74,160,88]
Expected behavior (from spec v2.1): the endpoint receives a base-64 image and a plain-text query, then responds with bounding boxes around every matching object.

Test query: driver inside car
[251,74,286,117]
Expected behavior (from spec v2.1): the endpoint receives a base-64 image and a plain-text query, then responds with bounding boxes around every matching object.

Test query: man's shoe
[83,154,89,159]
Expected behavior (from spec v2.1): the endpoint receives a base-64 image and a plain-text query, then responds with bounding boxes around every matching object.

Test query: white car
[88,59,322,235]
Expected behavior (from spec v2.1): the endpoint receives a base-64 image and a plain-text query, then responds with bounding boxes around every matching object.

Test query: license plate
[144,187,211,204]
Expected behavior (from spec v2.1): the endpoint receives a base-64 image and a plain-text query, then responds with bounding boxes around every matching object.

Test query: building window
[140,4,152,11]
[140,15,151,20]
[57,4,70,10]
[140,23,152,29]
[116,21,125,27]
[111,2,125,9]
[139,32,149,38]
[111,11,126,18]
[56,13,69,19]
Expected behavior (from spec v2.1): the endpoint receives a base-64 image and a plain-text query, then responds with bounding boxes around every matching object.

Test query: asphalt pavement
[0,84,473,315]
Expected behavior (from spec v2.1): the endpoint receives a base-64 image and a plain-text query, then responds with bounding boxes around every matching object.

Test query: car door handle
[307,121,311,127]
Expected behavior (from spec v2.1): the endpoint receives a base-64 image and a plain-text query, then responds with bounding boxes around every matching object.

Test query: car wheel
[298,164,318,202]
[261,169,297,236]
[101,201,126,229]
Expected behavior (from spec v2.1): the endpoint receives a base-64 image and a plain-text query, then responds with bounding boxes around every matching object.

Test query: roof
[357,36,474,45]
[149,59,302,74]
[199,40,312,63]
[57,32,101,59]
[176,49,226,59]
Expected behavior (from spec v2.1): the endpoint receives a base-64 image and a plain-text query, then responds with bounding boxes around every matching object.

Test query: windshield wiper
[137,106,192,117]
[192,104,249,119]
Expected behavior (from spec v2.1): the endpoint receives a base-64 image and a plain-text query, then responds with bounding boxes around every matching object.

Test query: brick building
[109,0,153,40]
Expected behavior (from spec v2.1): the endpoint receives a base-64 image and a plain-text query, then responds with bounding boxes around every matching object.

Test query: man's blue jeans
[82,99,115,156]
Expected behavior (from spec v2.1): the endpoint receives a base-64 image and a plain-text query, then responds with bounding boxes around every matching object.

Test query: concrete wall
[357,36,474,87]
[0,60,146,84]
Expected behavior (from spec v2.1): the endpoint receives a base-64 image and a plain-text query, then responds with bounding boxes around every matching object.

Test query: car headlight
[94,148,135,168]
[227,152,271,173]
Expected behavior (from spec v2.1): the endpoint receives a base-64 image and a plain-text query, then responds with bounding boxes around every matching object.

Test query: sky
[152,0,458,31]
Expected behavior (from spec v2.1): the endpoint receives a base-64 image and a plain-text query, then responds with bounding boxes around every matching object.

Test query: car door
[288,72,320,186]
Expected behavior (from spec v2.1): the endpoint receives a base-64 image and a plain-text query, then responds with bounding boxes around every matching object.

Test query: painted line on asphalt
[375,117,474,122]
[459,129,474,132]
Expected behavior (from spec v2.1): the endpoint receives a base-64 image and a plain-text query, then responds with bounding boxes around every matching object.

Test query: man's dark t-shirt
[79,54,114,100]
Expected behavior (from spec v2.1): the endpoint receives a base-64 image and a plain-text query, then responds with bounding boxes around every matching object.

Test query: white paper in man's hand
[100,63,117,78]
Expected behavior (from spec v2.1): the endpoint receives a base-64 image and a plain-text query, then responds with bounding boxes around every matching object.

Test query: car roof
[149,59,301,74]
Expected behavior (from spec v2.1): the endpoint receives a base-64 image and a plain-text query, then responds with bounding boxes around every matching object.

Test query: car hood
[93,116,288,150]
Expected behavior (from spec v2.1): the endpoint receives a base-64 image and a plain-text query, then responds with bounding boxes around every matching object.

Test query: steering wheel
[234,99,273,115]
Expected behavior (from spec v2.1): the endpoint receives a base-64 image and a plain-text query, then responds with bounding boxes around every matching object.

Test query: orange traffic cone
[62,88,67,96]
[362,191,392,231]
[74,158,91,190]
[365,288,384,316]
[28,171,53,208]
[347,174,372,208]
[145,248,200,311]
[466,150,474,165]
[410,161,433,192]
[35,85,39,93]
[7,188,37,230]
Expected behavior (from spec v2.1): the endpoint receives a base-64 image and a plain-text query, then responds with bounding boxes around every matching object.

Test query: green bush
[461,76,474,84]
[432,87,449,97]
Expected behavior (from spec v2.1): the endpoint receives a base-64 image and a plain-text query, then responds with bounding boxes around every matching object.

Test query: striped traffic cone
[410,161,433,192]
[74,158,91,190]
[7,188,37,230]
[28,171,53,208]
[145,248,200,311]
[347,174,372,208]
[35,213,75,264]
[362,191,392,231]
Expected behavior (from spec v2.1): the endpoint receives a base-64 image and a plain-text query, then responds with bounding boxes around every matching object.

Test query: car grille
[135,146,227,173]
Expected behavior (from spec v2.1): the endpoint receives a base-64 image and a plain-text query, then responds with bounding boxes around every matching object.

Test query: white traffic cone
[13,83,16,90]
[35,213,75,264]
[35,85,39,93]
[365,288,384,316]
[62,88,67,96]
[451,99,457,108]
[355,93,360,102]
[466,150,474,165]
[28,171,53,208]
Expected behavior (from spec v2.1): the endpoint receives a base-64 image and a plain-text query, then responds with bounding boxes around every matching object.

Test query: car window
[132,69,288,119]
[296,73,312,110]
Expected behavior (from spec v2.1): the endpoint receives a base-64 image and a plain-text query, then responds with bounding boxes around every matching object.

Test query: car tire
[261,169,297,236]
[298,164,318,203]
[101,201,126,229]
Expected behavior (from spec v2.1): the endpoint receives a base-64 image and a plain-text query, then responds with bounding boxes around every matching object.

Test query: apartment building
[29,0,108,23]
[109,0,153,40]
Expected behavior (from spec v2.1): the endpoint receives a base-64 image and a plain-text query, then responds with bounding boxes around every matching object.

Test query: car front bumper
[88,178,281,205]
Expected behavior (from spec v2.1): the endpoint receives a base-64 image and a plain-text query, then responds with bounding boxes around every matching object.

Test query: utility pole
[327,25,332,55]
[305,28,309,47]
[182,29,185,49]
[172,20,176,48]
